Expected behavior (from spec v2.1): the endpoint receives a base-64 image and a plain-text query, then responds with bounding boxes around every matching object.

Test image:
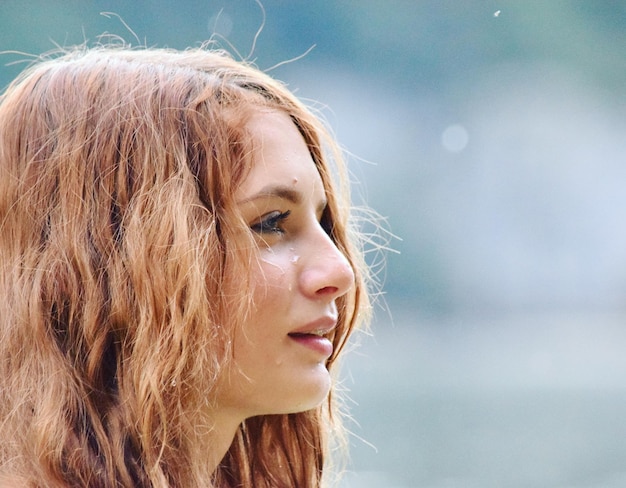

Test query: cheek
[251,251,296,305]
[234,253,295,365]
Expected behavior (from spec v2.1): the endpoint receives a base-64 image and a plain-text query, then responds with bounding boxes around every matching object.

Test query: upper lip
[288,315,337,337]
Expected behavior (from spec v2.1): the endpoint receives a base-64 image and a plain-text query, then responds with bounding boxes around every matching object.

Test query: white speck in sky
[494,10,501,18]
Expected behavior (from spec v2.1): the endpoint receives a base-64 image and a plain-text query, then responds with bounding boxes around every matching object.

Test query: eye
[250,210,291,235]
[319,207,333,236]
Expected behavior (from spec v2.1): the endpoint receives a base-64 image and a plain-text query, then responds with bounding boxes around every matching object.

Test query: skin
[206,110,355,471]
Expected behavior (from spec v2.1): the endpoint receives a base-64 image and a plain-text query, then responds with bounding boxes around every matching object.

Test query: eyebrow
[238,185,328,213]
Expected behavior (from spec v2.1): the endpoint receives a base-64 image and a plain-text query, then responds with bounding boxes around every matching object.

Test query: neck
[204,411,245,476]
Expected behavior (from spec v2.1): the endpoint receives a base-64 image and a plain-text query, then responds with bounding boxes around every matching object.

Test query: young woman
[0,45,371,487]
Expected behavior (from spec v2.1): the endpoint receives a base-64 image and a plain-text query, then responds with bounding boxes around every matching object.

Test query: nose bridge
[300,226,355,298]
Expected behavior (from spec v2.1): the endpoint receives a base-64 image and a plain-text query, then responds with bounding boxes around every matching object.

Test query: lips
[288,329,329,339]
[288,316,336,337]
[288,317,336,357]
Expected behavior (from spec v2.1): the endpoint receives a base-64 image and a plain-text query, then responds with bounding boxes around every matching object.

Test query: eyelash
[250,210,291,235]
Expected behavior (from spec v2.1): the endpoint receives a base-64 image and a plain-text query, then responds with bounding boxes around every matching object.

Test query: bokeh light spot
[442,124,469,153]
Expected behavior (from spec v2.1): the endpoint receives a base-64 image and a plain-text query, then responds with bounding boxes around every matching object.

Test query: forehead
[235,110,325,202]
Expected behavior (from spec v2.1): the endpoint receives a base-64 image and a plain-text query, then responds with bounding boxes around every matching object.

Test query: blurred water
[341,312,626,487]
[286,62,626,314]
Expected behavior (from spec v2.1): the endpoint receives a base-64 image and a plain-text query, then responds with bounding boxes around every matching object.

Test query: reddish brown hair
[0,46,369,487]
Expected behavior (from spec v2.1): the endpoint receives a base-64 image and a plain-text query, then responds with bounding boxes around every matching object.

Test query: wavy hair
[0,46,369,487]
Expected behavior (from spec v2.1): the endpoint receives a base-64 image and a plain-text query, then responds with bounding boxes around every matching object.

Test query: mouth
[287,321,335,357]
[288,329,329,339]
[288,315,337,338]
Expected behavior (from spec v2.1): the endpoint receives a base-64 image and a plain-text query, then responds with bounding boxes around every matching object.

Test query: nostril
[316,285,339,296]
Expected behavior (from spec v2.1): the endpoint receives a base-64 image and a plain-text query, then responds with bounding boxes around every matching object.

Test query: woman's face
[215,110,354,420]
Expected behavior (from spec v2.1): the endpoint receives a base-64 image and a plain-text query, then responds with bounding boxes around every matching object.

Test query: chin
[283,370,332,414]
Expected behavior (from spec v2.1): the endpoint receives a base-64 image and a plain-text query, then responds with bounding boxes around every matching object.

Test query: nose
[299,229,355,300]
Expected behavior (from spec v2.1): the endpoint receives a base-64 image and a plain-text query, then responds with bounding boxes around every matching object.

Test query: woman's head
[0,46,368,486]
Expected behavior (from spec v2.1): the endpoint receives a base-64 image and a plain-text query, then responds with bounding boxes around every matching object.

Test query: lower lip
[289,334,333,357]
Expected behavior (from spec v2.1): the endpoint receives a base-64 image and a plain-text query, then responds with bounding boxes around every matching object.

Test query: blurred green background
[3,2,626,486]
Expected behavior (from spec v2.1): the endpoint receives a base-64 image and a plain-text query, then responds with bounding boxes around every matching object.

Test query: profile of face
[214,110,355,420]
